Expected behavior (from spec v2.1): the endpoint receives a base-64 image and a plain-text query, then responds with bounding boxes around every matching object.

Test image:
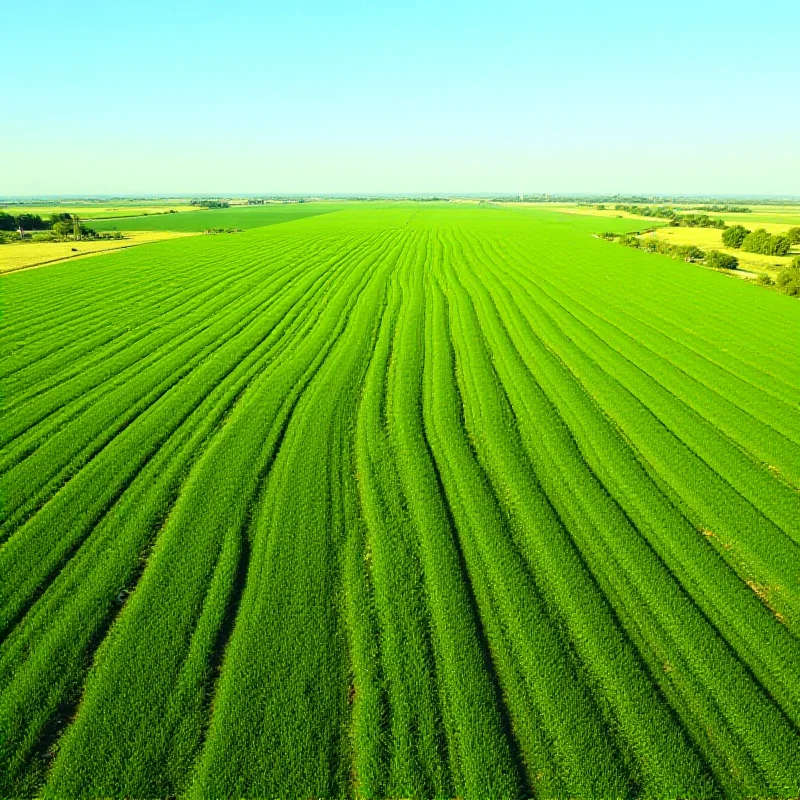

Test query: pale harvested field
[513,203,669,224]
[0,231,198,273]
[641,227,798,271]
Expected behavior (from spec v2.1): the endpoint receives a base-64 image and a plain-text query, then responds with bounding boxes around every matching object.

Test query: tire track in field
[438,231,720,795]
[0,234,324,417]
[0,235,375,795]
[350,242,453,798]
[504,235,800,474]
[460,230,800,680]
[473,251,800,726]
[424,261,616,796]
[0,231,393,644]
[42,230,401,798]
[1,234,324,400]
[180,231,404,799]
[454,230,800,791]
[473,234,800,600]
[416,294,528,798]
[472,231,791,612]
[0,233,351,470]
[0,230,378,535]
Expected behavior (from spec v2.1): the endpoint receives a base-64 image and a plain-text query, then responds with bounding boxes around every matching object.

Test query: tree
[15,214,47,231]
[786,227,800,244]
[776,259,800,296]
[0,212,16,231]
[772,235,791,256]
[740,228,790,255]
[52,220,73,237]
[722,225,749,248]
[706,250,738,270]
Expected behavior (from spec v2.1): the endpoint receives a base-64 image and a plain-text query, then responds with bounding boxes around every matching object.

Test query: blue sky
[4,0,799,196]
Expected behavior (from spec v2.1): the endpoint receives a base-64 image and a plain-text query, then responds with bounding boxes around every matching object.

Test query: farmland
[0,231,198,273]
[1,204,799,797]
[88,202,344,232]
[0,203,198,220]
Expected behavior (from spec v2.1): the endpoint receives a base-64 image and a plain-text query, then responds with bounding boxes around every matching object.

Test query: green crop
[1,204,799,797]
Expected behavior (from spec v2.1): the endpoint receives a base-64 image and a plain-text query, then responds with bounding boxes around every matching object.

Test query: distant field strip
[87,202,344,232]
[1,205,799,798]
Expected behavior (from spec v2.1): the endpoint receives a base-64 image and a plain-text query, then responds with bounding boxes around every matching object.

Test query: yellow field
[0,204,197,220]
[0,231,198,274]
[639,227,798,271]
[534,202,800,229]
[516,203,667,224]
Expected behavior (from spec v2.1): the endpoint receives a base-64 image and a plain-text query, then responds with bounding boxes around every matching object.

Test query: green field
[2,204,800,797]
[0,203,198,220]
[89,202,343,231]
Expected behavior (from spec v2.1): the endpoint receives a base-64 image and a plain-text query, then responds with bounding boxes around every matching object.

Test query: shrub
[757,273,774,286]
[722,225,750,248]
[706,250,738,270]
[776,262,800,296]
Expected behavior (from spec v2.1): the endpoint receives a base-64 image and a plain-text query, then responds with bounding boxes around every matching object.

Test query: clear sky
[3,0,798,196]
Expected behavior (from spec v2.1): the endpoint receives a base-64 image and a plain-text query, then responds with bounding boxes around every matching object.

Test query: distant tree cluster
[722,225,749,248]
[689,205,751,213]
[723,225,797,257]
[612,205,725,229]
[190,199,230,208]
[614,204,677,220]
[0,212,49,233]
[669,214,726,229]
[0,211,97,241]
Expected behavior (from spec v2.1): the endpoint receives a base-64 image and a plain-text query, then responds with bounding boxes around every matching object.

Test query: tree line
[600,231,738,270]
[613,205,726,228]
[722,225,799,256]
[0,212,100,241]
[189,200,230,208]
[600,229,800,297]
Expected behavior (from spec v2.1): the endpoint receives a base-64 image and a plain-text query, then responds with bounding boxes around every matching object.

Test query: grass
[1,204,799,797]
[88,202,344,232]
[0,231,198,273]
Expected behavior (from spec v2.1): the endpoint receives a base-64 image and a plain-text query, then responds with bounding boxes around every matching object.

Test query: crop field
[0,204,198,220]
[640,227,798,271]
[2,204,800,798]
[0,231,198,274]
[88,202,344,232]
